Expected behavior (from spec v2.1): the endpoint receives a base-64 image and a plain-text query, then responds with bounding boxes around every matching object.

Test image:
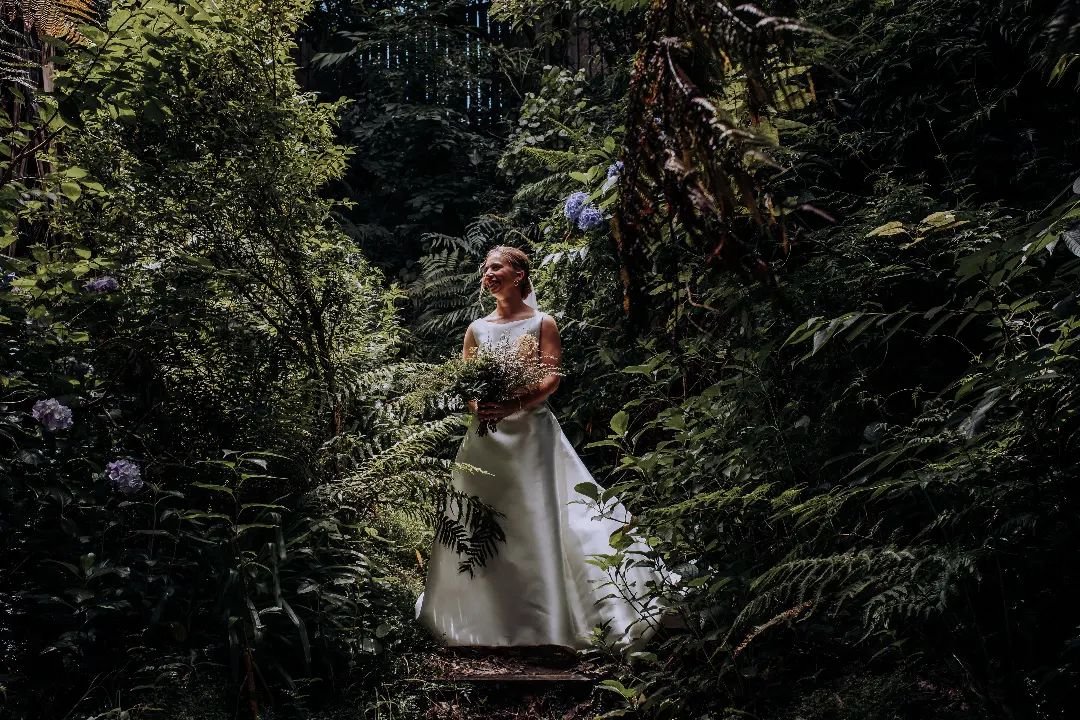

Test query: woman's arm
[463,322,479,414]
[463,321,479,360]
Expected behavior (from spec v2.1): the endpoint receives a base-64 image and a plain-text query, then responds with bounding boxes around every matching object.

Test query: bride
[416,245,673,649]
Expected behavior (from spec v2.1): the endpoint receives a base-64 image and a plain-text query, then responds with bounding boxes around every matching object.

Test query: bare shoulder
[540,313,560,333]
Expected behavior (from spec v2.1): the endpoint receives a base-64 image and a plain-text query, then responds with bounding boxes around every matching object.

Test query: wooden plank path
[417,647,608,719]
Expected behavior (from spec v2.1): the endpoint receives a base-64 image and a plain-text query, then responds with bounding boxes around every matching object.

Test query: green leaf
[235,523,276,535]
[574,482,600,501]
[598,679,639,699]
[866,221,907,237]
[610,410,629,436]
[156,2,193,31]
[919,211,956,228]
[1063,228,1080,257]
[60,182,82,201]
[180,511,233,522]
[192,482,235,498]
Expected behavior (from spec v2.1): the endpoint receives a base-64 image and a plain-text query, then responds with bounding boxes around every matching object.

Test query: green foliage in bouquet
[448,333,555,436]
[392,332,557,433]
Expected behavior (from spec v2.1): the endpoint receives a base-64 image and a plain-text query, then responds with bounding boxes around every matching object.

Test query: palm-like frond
[409,216,529,342]
[1,0,98,45]
[1047,0,1080,53]
[1045,0,1080,82]
[616,1,816,319]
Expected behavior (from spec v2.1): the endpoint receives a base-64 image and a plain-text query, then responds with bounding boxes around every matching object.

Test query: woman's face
[481,253,523,298]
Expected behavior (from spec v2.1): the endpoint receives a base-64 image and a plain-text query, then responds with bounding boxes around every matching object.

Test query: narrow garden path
[417,647,611,719]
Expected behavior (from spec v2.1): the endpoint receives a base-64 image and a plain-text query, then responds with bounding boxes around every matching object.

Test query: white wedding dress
[416,312,673,649]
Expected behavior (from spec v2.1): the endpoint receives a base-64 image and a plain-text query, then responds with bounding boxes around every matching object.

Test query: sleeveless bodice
[473,313,543,350]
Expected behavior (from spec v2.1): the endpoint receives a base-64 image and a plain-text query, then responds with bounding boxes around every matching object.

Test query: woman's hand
[476,399,521,422]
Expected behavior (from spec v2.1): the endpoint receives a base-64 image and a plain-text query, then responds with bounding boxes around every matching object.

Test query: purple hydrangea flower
[105,459,143,494]
[563,191,589,222]
[32,398,74,431]
[84,276,118,293]
[606,160,624,179]
[576,205,606,231]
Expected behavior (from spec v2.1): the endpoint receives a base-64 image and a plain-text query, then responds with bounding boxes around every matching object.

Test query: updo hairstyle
[483,246,532,299]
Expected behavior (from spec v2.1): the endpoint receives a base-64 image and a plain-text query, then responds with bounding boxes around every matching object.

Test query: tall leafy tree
[2,1,413,717]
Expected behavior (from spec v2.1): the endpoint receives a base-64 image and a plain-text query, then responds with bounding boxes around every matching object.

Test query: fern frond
[521,146,584,172]
[409,215,529,343]
[511,172,571,208]
[313,395,507,575]
[729,547,977,650]
[617,2,817,317]
[1,0,99,45]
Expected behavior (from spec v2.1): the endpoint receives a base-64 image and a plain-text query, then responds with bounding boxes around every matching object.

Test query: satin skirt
[416,405,671,649]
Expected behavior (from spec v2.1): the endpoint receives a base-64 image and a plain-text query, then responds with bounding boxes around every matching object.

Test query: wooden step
[445,669,592,683]
[416,646,602,700]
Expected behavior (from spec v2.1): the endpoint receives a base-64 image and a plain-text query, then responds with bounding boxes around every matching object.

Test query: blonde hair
[482,246,532,299]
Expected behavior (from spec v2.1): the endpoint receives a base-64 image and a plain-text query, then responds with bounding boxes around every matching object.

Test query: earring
[514,280,520,285]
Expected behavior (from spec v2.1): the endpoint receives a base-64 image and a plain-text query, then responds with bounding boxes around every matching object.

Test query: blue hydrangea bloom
[106,459,143,494]
[32,398,73,431]
[1,271,15,289]
[576,205,605,231]
[606,160,624,179]
[563,191,589,222]
[84,276,119,293]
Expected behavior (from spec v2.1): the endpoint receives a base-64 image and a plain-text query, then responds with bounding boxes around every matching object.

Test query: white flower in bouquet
[452,334,558,436]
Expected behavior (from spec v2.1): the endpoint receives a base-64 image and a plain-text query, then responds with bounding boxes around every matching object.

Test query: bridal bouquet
[447,334,554,436]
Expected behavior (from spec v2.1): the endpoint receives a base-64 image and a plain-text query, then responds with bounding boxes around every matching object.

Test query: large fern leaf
[409,216,529,343]
[1,0,98,45]
[616,1,817,319]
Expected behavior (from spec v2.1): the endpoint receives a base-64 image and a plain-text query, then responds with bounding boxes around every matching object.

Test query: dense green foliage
[6,0,1080,718]
[302,0,516,272]
[1,1,433,717]
[450,1,1080,718]
[411,1,1080,718]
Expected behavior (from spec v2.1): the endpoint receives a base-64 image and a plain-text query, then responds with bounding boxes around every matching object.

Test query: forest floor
[165,646,614,720]
[416,646,613,719]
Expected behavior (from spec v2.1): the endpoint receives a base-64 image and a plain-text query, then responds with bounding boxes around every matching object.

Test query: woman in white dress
[416,246,672,649]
